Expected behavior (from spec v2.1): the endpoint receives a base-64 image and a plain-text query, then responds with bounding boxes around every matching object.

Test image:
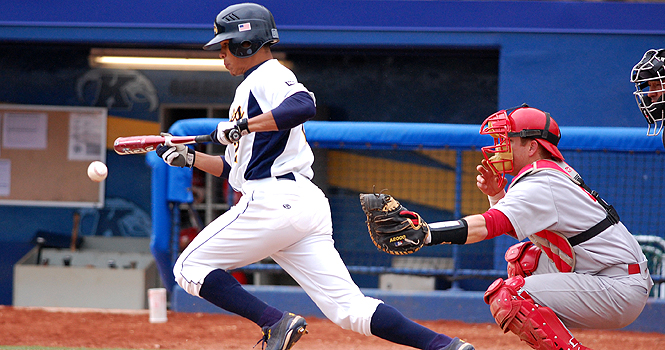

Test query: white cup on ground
[148,288,168,323]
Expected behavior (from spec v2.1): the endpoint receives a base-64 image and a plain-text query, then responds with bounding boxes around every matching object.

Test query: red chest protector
[508,159,620,273]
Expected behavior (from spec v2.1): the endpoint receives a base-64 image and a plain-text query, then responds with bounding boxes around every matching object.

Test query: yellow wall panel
[416,149,457,168]
[327,151,456,211]
[106,116,160,149]
[327,149,491,216]
[462,150,492,214]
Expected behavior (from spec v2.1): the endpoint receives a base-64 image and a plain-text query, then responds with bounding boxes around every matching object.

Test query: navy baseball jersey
[225,59,315,193]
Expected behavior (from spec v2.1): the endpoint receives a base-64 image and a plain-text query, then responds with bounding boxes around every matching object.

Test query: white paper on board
[2,113,48,150]
[0,159,10,196]
[68,112,104,161]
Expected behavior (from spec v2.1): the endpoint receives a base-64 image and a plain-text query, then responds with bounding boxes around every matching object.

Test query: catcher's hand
[359,192,430,255]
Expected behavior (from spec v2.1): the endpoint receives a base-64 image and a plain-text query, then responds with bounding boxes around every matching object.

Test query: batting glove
[156,133,195,168]
[211,118,250,145]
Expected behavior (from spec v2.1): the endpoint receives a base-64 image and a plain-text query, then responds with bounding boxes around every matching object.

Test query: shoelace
[253,328,270,350]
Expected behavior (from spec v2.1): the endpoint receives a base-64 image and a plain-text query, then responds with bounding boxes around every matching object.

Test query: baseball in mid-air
[87,161,108,182]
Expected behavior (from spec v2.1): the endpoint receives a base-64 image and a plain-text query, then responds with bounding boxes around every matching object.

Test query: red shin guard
[483,276,591,350]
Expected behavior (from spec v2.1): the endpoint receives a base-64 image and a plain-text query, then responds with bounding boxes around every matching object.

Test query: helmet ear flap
[228,38,259,57]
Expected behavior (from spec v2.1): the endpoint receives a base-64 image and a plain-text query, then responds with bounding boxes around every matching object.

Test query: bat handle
[194,134,213,143]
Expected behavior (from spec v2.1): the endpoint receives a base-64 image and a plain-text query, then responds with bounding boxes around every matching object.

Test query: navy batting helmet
[203,3,279,58]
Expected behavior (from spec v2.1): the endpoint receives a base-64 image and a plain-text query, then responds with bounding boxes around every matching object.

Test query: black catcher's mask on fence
[631,49,665,145]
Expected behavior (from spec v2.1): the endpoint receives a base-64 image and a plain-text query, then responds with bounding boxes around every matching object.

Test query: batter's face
[218,41,251,76]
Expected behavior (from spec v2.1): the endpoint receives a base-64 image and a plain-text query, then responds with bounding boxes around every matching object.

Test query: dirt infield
[0,305,663,350]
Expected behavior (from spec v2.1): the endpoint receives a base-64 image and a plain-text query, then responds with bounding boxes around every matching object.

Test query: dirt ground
[0,306,663,350]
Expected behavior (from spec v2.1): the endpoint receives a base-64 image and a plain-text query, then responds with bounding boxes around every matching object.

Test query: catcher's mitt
[359,192,430,255]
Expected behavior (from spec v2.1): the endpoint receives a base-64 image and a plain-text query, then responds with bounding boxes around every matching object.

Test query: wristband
[488,190,505,207]
[427,218,468,245]
[185,147,195,168]
[236,118,250,136]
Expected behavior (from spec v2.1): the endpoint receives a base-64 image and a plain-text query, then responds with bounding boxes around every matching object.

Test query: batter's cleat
[439,337,475,350]
[256,311,308,350]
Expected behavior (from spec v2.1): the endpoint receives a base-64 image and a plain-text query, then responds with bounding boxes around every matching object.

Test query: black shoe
[256,312,308,350]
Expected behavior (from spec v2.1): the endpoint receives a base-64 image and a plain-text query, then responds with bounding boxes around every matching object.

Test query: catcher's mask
[480,105,563,179]
[631,49,665,140]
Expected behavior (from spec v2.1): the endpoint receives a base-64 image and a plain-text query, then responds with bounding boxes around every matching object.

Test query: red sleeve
[481,208,516,239]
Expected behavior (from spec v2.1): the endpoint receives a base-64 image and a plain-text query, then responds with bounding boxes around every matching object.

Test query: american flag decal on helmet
[238,23,251,32]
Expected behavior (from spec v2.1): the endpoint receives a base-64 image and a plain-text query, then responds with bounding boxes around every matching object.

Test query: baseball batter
[403,106,653,350]
[156,3,473,350]
[631,48,665,146]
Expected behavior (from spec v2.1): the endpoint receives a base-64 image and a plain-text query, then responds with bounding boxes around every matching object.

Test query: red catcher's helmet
[480,106,564,176]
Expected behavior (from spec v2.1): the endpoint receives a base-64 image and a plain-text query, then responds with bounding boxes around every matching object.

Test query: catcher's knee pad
[505,242,541,278]
[483,277,588,350]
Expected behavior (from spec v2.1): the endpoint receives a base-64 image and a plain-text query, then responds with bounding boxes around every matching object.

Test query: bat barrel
[114,134,212,155]
[114,135,165,155]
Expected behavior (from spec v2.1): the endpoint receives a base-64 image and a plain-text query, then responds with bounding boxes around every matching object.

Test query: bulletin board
[0,104,107,207]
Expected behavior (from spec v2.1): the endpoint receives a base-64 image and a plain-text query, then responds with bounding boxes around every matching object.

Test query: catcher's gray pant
[524,253,652,329]
[174,174,382,336]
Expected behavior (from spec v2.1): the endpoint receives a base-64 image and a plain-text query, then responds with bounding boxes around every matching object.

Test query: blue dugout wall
[2,0,665,127]
[1,0,665,305]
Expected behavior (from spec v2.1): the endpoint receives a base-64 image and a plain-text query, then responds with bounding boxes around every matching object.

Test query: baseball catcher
[362,105,653,350]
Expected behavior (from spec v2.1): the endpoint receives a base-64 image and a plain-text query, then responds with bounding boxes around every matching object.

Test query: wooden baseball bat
[113,134,212,155]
